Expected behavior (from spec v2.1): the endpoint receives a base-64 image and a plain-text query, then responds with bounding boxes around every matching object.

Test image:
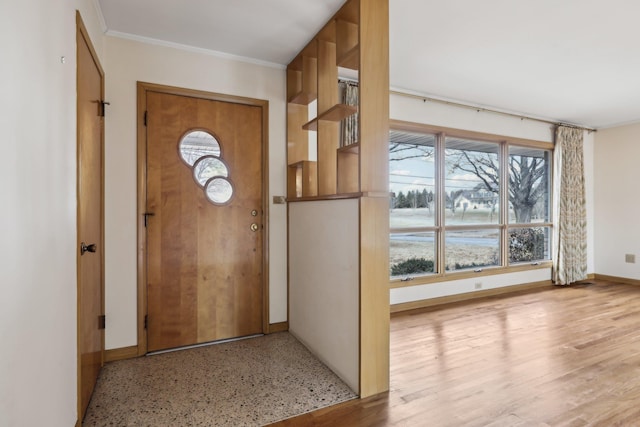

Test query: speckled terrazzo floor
[83,332,356,426]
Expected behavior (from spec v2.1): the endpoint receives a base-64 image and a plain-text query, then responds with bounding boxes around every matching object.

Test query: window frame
[389,119,554,287]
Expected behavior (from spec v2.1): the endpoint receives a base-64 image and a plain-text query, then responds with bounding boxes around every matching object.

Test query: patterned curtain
[552,126,587,285]
[339,80,358,147]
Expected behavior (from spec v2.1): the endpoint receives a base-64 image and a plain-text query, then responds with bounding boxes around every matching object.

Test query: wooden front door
[76,13,105,421]
[143,86,265,352]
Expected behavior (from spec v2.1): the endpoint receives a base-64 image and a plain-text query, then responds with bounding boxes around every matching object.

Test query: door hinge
[98,314,106,330]
[100,100,110,117]
[143,212,155,227]
[144,315,148,329]
[144,110,148,126]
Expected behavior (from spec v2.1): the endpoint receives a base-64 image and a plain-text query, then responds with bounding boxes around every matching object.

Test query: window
[390,131,437,276]
[389,125,552,280]
[507,145,551,263]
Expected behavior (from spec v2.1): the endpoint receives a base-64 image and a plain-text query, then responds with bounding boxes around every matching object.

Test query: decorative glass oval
[193,156,229,187]
[179,130,221,166]
[205,177,233,205]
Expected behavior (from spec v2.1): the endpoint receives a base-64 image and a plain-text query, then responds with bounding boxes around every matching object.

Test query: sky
[389,146,494,196]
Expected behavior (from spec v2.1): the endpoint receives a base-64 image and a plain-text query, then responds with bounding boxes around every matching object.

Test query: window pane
[193,156,228,187]
[389,130,436,228]
[445,138,499,225]
[509,227,550,263]
[445,229,499,271]
[179,130,221,166]
[508,146,551,223]
[205,177,233,205]
[390,232,436,277]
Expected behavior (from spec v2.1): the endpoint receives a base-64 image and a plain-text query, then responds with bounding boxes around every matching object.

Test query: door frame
[136,82,270,355]
[76,11,105,423]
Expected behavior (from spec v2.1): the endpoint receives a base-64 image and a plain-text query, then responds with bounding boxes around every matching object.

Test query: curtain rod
[338,77,359,84]
[389,90,597,133]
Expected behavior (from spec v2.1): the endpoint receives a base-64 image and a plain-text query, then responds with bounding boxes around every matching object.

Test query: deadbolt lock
[251,209,258,216]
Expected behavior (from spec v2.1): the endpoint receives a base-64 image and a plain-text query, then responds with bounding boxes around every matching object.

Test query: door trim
[76,10,105,424]
[136,82,270,355]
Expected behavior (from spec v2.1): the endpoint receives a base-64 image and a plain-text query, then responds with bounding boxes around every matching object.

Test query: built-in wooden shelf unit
[285,0,390,398]
[286,0,365,199]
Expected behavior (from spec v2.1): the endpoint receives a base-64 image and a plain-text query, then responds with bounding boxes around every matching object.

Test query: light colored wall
[0,1,105,425]
[391,269,551,305]
[584,130,595,273]
[288,199,360,393]
[389,93,596,303]
[104,36,288,349]
[593,122,640,278]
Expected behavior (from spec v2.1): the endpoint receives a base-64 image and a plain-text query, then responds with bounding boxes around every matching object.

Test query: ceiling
[97,0,640,129]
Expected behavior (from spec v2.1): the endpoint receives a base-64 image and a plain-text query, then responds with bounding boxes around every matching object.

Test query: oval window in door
[179,130,221,166]
[205,177,234,205]
[192,155,229,187]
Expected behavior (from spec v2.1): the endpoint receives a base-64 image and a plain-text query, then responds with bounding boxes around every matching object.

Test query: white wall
[104,36,288,349]
[593,122,640,279]
[389,93,596,304]
[584,130,595,273]
[391,269,553,305]
[288,200,360,393]
[0,1,104,425]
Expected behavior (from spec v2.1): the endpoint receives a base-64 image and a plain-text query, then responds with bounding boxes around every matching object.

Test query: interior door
[145,89,264,352]
[76,13,105,421]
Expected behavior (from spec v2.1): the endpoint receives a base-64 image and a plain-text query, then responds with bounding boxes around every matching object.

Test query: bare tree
[389,139,548,223]
[508,155,547,223]
[389,143,434,161]
[449,151,547,223]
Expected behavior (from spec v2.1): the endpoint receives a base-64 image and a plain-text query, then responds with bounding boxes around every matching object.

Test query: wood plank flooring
[269,280,640,426]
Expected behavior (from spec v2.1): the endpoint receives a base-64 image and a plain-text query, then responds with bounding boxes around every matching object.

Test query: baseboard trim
[105,345,139,362]
[268,321,289,333]
[594,274,640,286]
[390,280,554,314]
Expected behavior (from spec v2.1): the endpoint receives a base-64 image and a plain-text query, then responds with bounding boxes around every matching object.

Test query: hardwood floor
[269,280,640,426]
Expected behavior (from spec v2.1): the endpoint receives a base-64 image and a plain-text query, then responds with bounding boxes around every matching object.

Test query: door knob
[250,223,259,232]
[80,242,97,255]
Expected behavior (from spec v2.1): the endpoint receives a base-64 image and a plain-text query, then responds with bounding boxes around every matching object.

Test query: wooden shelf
[302,104,358,131]
[287,56,317,105]
[338,142,360,154]
[286,192,363,203]
[288,160,314,167]
[287,160,317,198]
[337,45,359,70]
[335,0,359,24]
[337,143,359,194]
[320,103,357,121]
[288,91,317,105]
[336,18,359,70]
